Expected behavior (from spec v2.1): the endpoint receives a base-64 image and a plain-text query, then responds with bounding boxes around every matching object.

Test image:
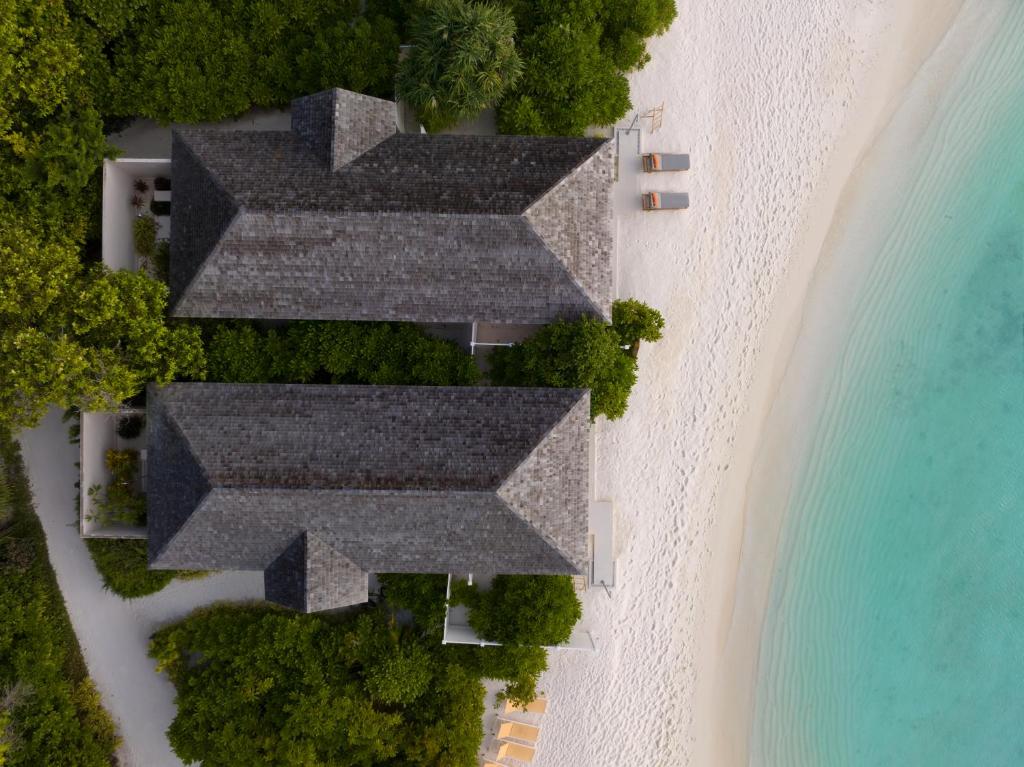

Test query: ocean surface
[750,5,1024,766]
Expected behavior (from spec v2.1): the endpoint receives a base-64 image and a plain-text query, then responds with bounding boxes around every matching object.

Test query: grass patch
[85,538,209,599]
[0,430,119,766]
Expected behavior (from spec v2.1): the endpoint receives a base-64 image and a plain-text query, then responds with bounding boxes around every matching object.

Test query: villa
[169,88,615,330]
[83,87,619,617]
[147,383,590,613]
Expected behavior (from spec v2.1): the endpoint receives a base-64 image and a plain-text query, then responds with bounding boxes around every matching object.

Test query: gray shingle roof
[146,383,590,613]
[169,88,614,324]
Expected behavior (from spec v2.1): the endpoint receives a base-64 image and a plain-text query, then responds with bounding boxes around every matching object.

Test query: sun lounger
[496,741,536,763]
[496,720,541,744]
[503,697,548,715]
[642,191,689,210]
[642,152,690,172]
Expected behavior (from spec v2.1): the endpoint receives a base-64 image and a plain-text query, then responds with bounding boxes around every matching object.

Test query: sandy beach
[533,2,966,765]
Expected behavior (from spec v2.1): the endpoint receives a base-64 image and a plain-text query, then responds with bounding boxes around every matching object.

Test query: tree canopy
[103,0,401,124]
[397,0,523,132]
[488,299,664,420]
[462,574,582,647]
[497,0,676,135]
[0,203,204,429]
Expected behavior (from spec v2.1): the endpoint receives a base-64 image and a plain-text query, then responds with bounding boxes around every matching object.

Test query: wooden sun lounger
[642,152,690,172]
[503,697,548,715]
[642,192,689,211]
[497,740,536,763]
[496,719,541,744]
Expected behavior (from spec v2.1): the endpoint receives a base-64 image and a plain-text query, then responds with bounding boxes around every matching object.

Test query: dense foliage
[151,605,485,767]
[397,0,522,132]
[460,574,582,647]
[204,320,480,387]
[489,299,664,420]
[0,203,205,428]
[497,0,676,135]
[378,573,450,640]
[0,431,119,766]
[102,0,400,123]
[86,448,145,526]
[612,296,665,356]
[84,538,207,599]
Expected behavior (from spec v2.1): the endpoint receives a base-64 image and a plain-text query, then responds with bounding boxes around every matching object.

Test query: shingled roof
[169,88,614,325]
[146,383,590,613]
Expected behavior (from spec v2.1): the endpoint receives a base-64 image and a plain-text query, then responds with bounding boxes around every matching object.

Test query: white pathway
[19,408,265,767]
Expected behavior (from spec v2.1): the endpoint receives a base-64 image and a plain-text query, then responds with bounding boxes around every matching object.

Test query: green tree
[397,0,523,132]
[489,315,637,420]
[205,322,273,383]
[150,605,483,767]
[463,574,582,647]
[379,573,449,640]
[0,204,205,429]
[497,0,676,135]
[612,297,665,356]
[0,0,109,217]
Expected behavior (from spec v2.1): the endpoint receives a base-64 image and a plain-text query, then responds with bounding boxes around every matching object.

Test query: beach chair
[502,697,548,715]
[642,192,689,211]
[495,719,540,744]
[496,741,536,763]
[642,152,690,172]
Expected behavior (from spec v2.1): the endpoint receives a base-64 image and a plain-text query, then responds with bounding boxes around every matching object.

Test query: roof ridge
[495,390,590,572]
[521,137,611,211]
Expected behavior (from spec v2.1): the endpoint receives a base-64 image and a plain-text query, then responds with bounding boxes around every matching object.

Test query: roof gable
[291,88,396,171]
[524,140,616,321]
[498,392,591,573]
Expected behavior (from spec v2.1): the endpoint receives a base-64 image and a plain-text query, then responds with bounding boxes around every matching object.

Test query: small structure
[146,383,591,613]
[641,152,690,172]
[642,191,690,211]
[169,88,615,326]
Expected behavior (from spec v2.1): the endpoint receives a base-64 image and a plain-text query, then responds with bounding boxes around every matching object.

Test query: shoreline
[692,1,969,765]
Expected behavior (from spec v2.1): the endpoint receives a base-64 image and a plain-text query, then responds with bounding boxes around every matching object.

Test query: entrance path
[19,409,264,767]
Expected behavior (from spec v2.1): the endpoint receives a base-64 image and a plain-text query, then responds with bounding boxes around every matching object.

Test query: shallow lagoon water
[751,5,1024,765]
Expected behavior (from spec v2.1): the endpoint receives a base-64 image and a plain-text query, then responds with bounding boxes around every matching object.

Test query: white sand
[534,2,965,765]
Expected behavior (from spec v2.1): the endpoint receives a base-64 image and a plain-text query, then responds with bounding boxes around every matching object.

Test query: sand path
[19,409,264,767]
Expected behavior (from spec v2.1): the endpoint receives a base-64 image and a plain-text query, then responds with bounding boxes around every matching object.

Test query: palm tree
[396,0,523,132]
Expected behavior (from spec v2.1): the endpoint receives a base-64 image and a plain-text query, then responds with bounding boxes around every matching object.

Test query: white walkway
[19,408,265,767]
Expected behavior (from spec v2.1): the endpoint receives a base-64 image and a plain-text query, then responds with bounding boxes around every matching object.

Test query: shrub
[0,431,119,766]
[149,200,170,216]
[152,240,170,282]
[463,575,582,647]
[132,215,157,257]
[397,0,523,132]
[87,449,146,526]
[84,538,207,599]
[205,320,480,387]
[115,413,144,440]
[132,178,149,193]
[205,322,272,383]
[378,573,449,639]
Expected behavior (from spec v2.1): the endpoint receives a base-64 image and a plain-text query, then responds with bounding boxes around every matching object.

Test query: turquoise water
[751,6,1024,766]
